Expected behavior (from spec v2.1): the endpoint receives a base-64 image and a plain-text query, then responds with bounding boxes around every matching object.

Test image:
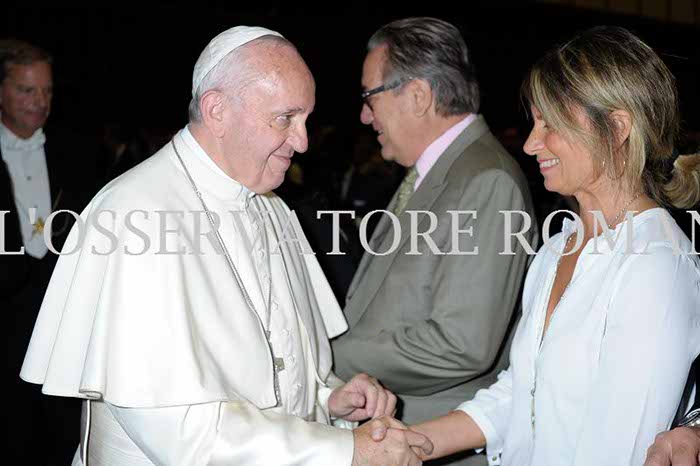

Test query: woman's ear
[200,90,228,138]
[610,110,632,148]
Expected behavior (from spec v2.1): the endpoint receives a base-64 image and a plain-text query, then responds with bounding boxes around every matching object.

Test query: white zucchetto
[191,25,283,97]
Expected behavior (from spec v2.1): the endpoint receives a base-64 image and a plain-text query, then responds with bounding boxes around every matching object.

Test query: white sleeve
[571,250,700,466]
[455,367,513,463]
[317,371,345,416]
[316,371,357,430]
[106,400,354,466]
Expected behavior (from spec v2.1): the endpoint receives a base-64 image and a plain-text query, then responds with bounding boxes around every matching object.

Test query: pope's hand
[367,415,433,459]
[644,427,700,466]
[352,416,433,466]
[328,373,397,422]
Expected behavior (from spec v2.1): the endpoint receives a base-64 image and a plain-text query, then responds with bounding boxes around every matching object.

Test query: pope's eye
[276,115,292,126]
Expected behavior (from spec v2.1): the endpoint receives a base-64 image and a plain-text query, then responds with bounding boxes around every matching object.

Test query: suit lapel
[345,181,447,328]
[346,190,399,301]
[345,116,490,327]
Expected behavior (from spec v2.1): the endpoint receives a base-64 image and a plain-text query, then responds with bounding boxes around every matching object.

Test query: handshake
[353,416,433,466]
[328,373,433,466]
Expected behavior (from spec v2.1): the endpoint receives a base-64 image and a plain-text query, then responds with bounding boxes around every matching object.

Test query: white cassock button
[289,355,296,364]
[283,328,290,337]
[295,383,302,392]
[272,301,279,311]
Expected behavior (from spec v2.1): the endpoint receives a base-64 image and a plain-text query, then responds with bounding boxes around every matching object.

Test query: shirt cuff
[455,402,503,466]
[317,385,335,417]
[317,384,358,430]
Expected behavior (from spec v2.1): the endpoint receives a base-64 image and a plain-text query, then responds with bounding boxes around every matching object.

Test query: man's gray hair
[0,39,52,84]
[368,17,480,116]
[188,35,292,123]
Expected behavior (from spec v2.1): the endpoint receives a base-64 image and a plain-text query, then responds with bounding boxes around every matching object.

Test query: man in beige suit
[332,17,536,466]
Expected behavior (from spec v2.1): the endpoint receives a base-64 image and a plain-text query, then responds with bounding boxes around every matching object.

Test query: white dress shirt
[413,113,475,190]
[458,208,700,466]
[0,121,51,258]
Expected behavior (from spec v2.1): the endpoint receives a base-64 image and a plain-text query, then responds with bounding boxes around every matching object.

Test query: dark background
[3,3,699,151]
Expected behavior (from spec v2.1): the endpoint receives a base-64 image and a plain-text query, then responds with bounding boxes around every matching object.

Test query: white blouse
[458,208,700,466]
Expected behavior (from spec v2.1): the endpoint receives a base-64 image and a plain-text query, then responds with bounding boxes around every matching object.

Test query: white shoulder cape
[20,129,348,409]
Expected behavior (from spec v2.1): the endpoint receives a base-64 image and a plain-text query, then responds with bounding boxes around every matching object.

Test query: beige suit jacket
[332,117,537,466]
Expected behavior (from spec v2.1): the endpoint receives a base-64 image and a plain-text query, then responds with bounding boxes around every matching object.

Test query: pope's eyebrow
[276,106,304,115]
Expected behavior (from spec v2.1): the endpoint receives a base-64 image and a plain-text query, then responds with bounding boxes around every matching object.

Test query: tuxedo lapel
[43,137,64,209]
[1,146,24,255]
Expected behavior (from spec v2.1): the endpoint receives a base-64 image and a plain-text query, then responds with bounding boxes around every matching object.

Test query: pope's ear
[200,90,228,138]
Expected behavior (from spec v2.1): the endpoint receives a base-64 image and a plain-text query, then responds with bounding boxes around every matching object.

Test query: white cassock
[20,126,355,465]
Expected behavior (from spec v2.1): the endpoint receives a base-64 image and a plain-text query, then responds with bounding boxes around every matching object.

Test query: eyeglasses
[361,77,413,111]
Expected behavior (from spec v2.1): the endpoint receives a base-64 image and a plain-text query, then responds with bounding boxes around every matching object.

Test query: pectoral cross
[265,331,286,373]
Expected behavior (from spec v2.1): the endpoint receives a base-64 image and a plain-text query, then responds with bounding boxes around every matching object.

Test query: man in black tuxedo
[1,39,96,465]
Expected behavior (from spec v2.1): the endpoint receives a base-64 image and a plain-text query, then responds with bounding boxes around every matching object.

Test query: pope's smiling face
[219,43,315,194]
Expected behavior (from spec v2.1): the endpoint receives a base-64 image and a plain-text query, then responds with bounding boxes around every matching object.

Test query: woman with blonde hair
[370,26,700,465]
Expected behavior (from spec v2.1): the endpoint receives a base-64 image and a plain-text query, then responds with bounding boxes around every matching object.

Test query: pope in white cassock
[19,26,434,466]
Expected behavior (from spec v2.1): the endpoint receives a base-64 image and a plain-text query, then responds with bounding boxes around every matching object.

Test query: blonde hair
[522,26,700,209]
